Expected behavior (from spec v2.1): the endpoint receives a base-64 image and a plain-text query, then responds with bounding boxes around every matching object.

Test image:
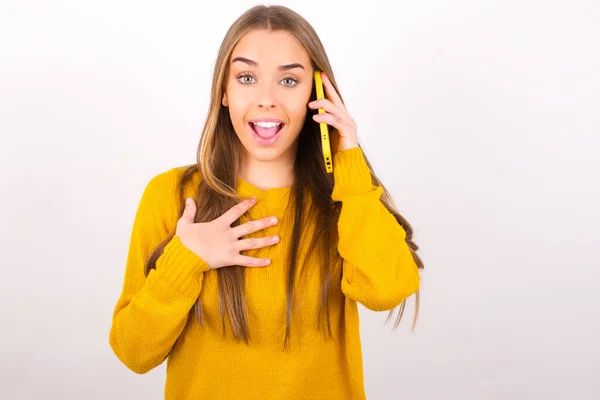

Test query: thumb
[180,197,197,224]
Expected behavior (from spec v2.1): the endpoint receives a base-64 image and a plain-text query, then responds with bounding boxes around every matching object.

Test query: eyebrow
[231,56,305,71]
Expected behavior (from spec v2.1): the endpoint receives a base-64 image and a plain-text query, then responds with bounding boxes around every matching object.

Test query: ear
[222,92,228,107]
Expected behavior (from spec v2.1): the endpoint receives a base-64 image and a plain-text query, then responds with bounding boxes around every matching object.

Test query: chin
[246,146,283,162]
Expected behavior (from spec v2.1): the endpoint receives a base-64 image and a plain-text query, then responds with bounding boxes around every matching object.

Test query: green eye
[281,77,298,87]
[236,74,298,87]
[237,74,256,84]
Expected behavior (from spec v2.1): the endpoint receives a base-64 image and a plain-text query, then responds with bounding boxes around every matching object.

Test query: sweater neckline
[236,177,292,202]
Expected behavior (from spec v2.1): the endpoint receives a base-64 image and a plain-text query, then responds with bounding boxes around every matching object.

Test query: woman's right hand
[175,197,279,270]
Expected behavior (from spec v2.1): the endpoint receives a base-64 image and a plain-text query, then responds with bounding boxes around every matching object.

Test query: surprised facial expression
[223,29,314,164]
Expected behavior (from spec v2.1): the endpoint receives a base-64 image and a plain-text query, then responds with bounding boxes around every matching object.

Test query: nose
[259,101,275,109]
[257,81,276,109]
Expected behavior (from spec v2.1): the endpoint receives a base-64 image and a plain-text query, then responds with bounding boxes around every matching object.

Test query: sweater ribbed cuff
[332,147,375,200]
[154,235,211,296]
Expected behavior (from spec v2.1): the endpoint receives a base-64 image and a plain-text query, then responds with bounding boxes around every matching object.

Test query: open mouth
[248,122,285,146]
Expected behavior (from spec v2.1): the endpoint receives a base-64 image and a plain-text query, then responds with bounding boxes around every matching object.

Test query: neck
[237,147,297,190]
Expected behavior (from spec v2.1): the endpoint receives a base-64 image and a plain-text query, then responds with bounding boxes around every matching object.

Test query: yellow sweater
[109,147,420,399]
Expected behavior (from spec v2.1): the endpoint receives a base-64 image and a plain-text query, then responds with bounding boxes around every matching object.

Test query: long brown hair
[144,5,424,348]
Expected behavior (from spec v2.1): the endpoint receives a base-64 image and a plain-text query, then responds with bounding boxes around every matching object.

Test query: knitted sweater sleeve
[109,168,210,374]
[331,148,420,311]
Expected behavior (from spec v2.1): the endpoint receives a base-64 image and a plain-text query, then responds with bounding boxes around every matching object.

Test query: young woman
[109,5,424,399]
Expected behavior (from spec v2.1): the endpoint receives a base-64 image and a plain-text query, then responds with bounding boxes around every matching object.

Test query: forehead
[230,29,311,67]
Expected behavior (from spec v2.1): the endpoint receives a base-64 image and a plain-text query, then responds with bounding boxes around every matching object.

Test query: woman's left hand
[308,71,358,151]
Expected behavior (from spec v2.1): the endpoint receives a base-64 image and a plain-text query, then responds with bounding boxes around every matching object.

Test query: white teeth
[252,121,281,128]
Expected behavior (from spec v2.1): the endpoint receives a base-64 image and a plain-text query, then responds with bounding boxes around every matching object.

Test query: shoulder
[138,164,202,230]
[144,164,200,195]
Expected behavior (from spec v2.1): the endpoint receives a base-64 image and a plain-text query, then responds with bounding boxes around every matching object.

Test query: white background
[1,0,599,399]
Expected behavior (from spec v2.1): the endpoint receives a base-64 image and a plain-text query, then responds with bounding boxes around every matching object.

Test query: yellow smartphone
[314,70,333,173]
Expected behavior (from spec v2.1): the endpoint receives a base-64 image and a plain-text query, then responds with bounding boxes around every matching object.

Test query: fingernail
[272,235,279,242]
[271,217,278,224]
[265,259,271,265]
